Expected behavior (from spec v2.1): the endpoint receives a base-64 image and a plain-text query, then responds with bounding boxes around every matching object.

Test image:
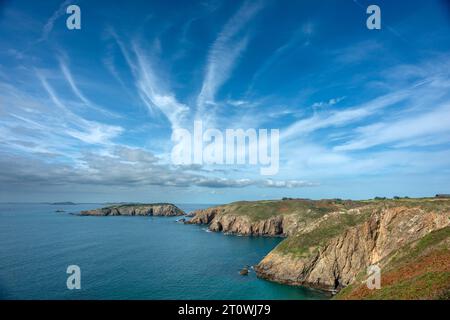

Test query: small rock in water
[239,267,249,276]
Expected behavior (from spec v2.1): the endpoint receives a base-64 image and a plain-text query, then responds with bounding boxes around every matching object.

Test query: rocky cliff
[80,203,184,216]
[186,198,450,297]
[186,207,225,224]
[185,200,360,236]
[255,202,450,292]
[186,206,295,236]
[334,226,450,299]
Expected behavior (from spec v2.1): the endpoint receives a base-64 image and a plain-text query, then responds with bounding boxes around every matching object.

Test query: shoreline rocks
[239,267,249,276]
[185,207,224,224]
[185,206,299,236]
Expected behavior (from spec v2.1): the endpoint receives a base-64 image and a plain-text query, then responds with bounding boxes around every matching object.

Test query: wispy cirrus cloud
[282,65,450,143]
[246,22,315,94]
[132,42,190,130]
[335,103,450,151]
[281,89,408,141]
[1,0,450,202]
[40,0,72,41]
[196,0,264,122]
[108,29,190,130]
[58,57,121,118]
[39,75,123,145]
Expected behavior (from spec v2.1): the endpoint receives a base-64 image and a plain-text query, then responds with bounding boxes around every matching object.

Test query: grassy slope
[216,198,450,299]
[275,210,373,257]
[238,198,450,256]
[218,198,450,221]
[217,199,365,221]
[105,203,175,208]
[217,199,379,257]
[334,226,450,300]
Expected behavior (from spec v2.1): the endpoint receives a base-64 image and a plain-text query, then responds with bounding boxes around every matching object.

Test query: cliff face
[80,203,184,216]
[209,214,280,236]
[185,200,350,236]
[187,198,450,297]
[255,205,450,291]
[334,226,450,299]
[186,207,300,236]
[186,207,224,224]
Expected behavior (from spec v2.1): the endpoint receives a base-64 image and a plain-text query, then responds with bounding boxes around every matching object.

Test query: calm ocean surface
[0,203,326,300]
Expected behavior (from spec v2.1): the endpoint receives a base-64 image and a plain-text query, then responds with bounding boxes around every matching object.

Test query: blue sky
[1,0,450,203]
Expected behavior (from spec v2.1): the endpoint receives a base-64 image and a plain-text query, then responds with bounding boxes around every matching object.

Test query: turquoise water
[0,203,326,300]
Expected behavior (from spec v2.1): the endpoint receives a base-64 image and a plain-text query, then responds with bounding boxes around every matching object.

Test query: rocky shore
[185,200,336,236]
[80,203,184,217]
[186,207,291,236]
[186,198,450,299]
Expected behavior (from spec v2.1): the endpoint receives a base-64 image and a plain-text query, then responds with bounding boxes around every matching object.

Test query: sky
[0,0,450,203]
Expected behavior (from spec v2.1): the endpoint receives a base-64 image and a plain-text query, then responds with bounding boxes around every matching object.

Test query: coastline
[0,202,325,300]
[182,198,450,299]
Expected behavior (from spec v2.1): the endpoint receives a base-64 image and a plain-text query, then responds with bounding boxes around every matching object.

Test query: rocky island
[80,203,185,217]
[186,198,450,299]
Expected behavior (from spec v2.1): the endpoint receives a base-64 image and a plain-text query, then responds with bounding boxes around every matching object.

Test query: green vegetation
[106,203,174,209]
[221,198,450,222]
[209,197,450,299]
[334,226,450,300]
[406,227,450,259]
[220,199,365,222]
[360,198,450,214]
[276,211,372,257]
[217,198,449,258]
[364,272,450,300]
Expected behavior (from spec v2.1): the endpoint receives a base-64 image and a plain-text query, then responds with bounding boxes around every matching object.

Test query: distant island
[80,203,184,217]
[186,197,450,299]
[51,202,76,205]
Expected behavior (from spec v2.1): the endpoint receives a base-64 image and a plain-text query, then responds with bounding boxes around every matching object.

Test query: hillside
[334,226,450,299]
[187,198,450,298]
[186,199,366,236]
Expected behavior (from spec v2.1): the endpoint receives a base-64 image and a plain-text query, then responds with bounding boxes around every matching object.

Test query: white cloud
[0,144,317,189]
[59,57,121,118]
[333,40,383,64]
[109,30,189,130]
[312,97,345,108]
[41,0,71,41]
[282,64,450,143]
[247,22,316,93]
[8,72,125,147]
[282,90,408,141]
[134,42,190,129]
[335,103,450,151]
[196,0,264,122]
[263,179,318,188]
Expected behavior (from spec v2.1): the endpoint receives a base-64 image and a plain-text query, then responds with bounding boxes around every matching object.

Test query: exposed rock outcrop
[240,267,249,276]
[185,207,224,224]
[80,203,184,217]
[186,208,300,236]
[255,205,450,291]
[334,226,450,299]
[184,198,450,297]
[208,214,299,236]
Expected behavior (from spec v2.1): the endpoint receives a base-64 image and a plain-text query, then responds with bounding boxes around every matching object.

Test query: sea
[0,203,327,300]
